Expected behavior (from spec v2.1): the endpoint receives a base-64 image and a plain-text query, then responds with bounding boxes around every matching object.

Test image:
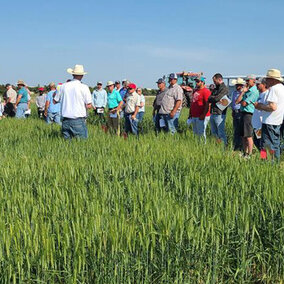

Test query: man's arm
[131,106,140,120]
[235,87,248,105]
[255,101,277,112]
[44,100,50,116]
[208,85,229,103]
[15,95,22,107]
[170,100,181,118]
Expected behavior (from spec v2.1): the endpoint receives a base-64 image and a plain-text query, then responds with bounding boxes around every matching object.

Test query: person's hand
[254,102,261,110]
[131,114,136,120]
[93,106,96,110]
[199,114,205,120]
[220,99,229,106]
[44,111,47,117]
[111,108,117,114]
[170,110,176,118]
[241,101,247,107]
[242,86,248,93]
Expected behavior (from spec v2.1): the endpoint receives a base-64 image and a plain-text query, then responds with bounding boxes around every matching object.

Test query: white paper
[97,108,104,114]
[109,112,117,118]
[216,95,231,111]
[159,118,166,127]
[254,129,262,139]
[187,118,193,126]
[25,109,31,115]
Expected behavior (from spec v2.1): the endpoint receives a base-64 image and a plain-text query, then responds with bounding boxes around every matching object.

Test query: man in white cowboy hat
[255,69,284,160]
[231,78,246,151]
[54,64,92,139]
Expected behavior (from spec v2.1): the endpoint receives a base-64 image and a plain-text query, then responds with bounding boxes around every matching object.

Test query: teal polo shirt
[107,90,122,109]
[18,87,28,103]
[240,85,259,113]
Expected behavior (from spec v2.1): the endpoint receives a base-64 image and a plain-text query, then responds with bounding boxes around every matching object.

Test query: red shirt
[190,87,211,117]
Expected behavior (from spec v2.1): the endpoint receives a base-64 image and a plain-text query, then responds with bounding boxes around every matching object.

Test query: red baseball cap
[38,87,44,91]
[128,83,136,89]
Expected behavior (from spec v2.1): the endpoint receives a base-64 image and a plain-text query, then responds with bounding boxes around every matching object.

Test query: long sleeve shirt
[92,89,107,108]
[208,83,229,115]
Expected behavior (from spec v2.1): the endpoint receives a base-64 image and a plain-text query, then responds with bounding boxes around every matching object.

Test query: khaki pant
[108,112,120,136]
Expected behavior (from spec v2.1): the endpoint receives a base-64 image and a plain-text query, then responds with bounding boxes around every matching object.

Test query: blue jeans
[136,112,144,122]
[261,123,281,159]
[192,116,210,142]
[161,112,180,134]
[46,112,62,125]
[125,114,138,135]
[210,114,227,145]
[62,118,88,139]
[15,103,28,119]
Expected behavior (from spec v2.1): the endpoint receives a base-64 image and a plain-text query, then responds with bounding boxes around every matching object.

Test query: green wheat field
[0,106,283,283]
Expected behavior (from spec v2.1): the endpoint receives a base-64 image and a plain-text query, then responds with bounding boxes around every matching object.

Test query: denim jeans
[154,113,162,133]
[210,114,227,145]
[62,118,88,139]
[136,112,144,122]
[46,112,62,125]
[261,123,281,159]
[161,112,180,134]
[15,103,28,119]
[192,116,210,142]
[125,114,138,136]
[232,111,242,151]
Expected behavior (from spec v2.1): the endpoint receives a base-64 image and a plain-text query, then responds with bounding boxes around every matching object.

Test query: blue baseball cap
[169,73,178,80]
[156,78,165,84]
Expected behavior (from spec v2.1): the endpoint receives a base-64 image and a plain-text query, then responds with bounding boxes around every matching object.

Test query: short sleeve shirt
[139,94,145,112]
[262,83,284,125]
[190,87,211,117]
[240,85,259,113]
[46,90,61,113]
[18,87,28,103]
[153,88,168,110]
[7,88,17,104]
[124,92,141,114]
[107,90,122,109]
[159,84,183,114]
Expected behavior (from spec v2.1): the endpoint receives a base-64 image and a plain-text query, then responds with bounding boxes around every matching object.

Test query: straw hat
[265,69,284,82]
[17,80,26,86]
[106,81,115,87]
[231,78,246,85]
[67,64,87,75]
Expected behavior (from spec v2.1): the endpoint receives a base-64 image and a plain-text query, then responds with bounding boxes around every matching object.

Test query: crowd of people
[1,64,284,161]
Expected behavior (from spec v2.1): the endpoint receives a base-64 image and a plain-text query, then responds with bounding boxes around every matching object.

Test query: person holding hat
[36,87,47,118]
[44,82,61,125]
[153,78,168,133]
[15,80,29,119]
[190,76,211,142]
[236,74,259,157]
[255,69,284,160]
[92,81,107,125]
[3,84,17,117]
[231,78,246,151]
[53,64,92,139]
[123,83,140,136]
[106,81,123,135]
[158,73,183,134]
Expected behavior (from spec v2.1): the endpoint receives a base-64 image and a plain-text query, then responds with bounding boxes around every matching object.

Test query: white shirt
[262,83,284,125]
[54,79,92,119]
[138,94,145,112]
[252,90,269,129]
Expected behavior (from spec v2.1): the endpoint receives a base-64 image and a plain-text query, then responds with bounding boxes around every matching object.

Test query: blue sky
[1,0,284,88]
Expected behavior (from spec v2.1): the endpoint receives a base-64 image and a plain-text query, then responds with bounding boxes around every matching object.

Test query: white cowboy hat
[265,69,284,82]
[67,64,87,75]
[106,81,115,87]
[231,78,246,85]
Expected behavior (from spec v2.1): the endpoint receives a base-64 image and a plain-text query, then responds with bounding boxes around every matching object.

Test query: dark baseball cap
[5,83,11,88]
[115,80,120,84]
[156,78,165,84]
[169,73,178,80]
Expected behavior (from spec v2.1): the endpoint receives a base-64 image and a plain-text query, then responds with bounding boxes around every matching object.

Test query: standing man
[190,76,211,142]
[153,78,168,133]
[92,81,107,124]
[208,73,229,145]
[36,87,47,118]
[159,73,183,134]
[4,84,17,117]
[119,80,129,118]
[44,82,61,125]
[236,75,259,157]
[231,78,246,151]
[54,64,92,139]
[255,69,284,161]
[115,81,121,91]
[124,83,140,136]
[106,81,123,135]
[15,80,29,119]
[136,87,145,122]
[252,78,269,151]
